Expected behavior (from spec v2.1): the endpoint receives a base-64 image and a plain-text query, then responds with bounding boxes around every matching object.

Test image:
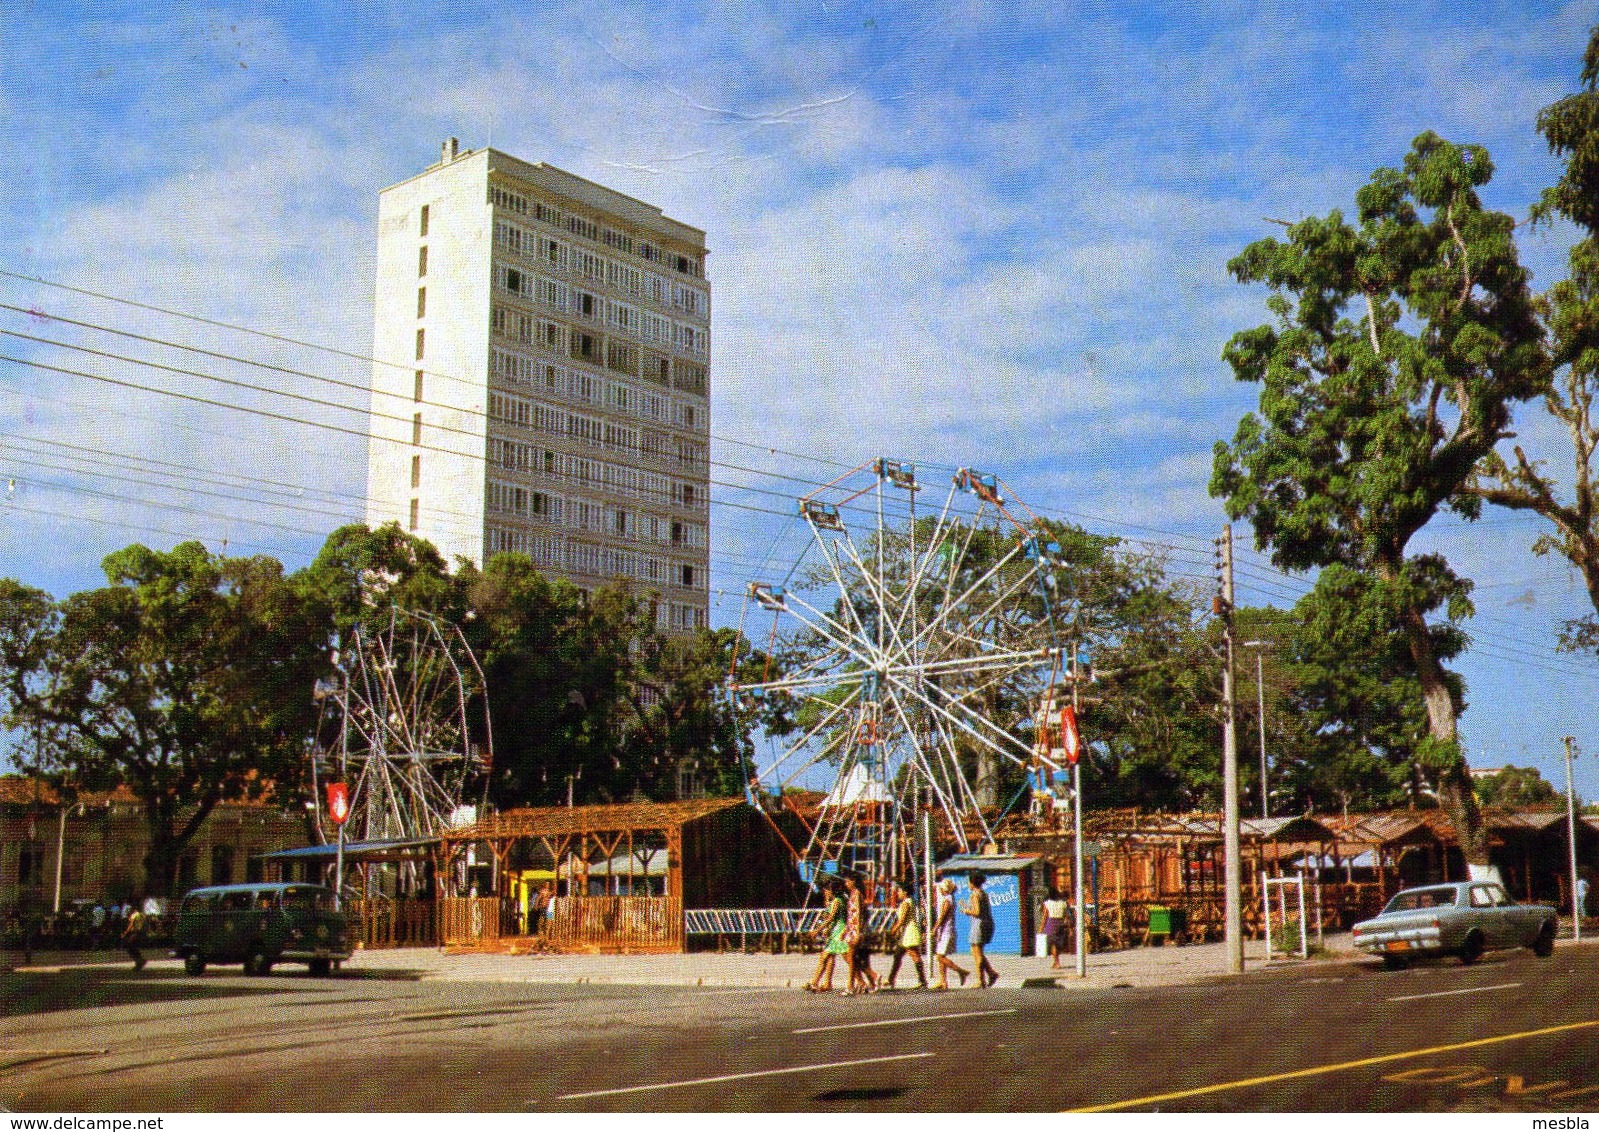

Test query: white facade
[367,141,711,632]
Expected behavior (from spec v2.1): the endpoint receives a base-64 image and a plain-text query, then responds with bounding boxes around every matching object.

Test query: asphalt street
[2,945,1596,1112]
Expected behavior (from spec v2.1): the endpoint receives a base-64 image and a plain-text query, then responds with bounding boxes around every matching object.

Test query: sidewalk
[5,934,1366,989]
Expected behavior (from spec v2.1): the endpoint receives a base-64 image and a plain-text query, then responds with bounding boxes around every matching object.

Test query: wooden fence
[437,896,506,947]
[544,894,682,951]
[346,899,436,949]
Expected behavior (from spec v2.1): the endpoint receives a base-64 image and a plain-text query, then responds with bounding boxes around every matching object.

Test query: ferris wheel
[312,608,491,863]
[733,459,1070,889]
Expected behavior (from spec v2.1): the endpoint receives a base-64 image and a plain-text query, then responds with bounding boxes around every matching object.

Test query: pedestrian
[964,872,1000,988]
[841,873,879,995]
[1041,884,1071,969]
[121,901,147,970]
[931,877,969,990]
[805,879,847,993]
[1578,875,1590,920]
[884,881,928,989]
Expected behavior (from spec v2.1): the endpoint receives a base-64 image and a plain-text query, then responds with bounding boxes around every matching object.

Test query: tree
[1473,765,1560,808]
[1212,132,1548,865]
[1472,26,1599,652]
[17,543,328,896]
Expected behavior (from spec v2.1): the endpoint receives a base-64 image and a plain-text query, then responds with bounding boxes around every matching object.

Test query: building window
[211,845,234,886]
[415,328,425,360]
[178,852,199,890]
[681,564,695,587]
[409,498,419,531]
[419,204,430,237]
[17,845,43,887]
[413,370,424,402]
[411,455,421,489]
[412,413,422,446]
[417,287,426,319]
[418,245,428,277]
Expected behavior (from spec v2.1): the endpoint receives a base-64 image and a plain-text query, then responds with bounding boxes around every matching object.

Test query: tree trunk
[1400,605,1488,866]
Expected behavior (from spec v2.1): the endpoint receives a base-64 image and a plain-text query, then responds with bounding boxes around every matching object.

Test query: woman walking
[1041,884,1071,969]
[931,877,969,990]
[841,873,879,995]
[805,879,847,993]
[964,872,1000,988]
[884,881,928,989]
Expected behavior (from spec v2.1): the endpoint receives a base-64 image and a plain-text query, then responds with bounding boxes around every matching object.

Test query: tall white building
[366,140,710,632]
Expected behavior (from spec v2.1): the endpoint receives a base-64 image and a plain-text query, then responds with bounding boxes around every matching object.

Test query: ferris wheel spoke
[887,673,1032,769]
[908,540,1029,660]
[914,674,1038,761]
[779,591,884,671]
[804,517,878,655]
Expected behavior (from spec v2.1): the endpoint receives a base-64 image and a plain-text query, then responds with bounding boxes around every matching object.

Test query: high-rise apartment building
[366,140,711,632]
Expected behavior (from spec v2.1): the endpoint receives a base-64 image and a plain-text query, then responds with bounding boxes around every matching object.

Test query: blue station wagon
[172,883,350,977]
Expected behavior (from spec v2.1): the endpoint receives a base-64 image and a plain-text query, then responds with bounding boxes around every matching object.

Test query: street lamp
[1242,641,1271,820]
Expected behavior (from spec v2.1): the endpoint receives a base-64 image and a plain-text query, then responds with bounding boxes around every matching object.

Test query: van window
[181,893,217,915]
[282,888,333,914]
[255,891,278,910]
[219,891,253,912]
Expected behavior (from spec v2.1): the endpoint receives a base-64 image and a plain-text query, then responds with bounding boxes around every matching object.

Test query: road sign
[1061,705,1081,765]
[326,782,350,826]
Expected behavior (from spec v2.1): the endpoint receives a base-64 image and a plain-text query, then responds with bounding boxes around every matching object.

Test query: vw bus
[172,882,349,976]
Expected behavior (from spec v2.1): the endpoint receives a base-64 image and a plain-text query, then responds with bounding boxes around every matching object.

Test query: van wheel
[308,958,332,977]
[184,953,207,976]
[1459,931,1485,965]
[1532,922,1555,958]
[243,945,273,977]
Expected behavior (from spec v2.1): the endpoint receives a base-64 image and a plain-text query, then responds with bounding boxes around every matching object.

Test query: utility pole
[1072,644,1087,980]
[1563,737,1581,943]
[1243,641,1269,819]
[1216,526,1243,974]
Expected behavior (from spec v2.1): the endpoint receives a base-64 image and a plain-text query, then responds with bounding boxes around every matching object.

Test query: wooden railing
[545,895,682,951]
[345,899,436,949]
[437,897,505,946]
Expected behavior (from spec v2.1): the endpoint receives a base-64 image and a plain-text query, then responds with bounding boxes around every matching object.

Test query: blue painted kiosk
[936,853,1046,957]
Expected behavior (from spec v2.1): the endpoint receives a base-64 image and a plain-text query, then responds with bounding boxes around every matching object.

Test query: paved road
[2,946,1595,1112]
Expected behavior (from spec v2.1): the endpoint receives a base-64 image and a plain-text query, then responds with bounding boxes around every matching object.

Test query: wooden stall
[436,798,797,953]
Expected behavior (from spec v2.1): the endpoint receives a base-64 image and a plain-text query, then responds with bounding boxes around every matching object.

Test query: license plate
[1385,941,1410,952]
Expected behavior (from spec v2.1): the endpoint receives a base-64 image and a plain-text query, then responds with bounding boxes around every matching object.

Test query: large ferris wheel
[733,458,1074,889]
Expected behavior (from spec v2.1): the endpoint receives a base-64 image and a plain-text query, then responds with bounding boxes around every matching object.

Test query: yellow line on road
[1068,1018,1599,1112]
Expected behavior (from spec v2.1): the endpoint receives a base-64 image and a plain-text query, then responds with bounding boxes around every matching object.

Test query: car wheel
[1532,922,1555,958]
[183,953,207,976]
[1381,954,1409,970]
[243,945,273,977]
[307,958,332,977]
[1458,931,1485,965]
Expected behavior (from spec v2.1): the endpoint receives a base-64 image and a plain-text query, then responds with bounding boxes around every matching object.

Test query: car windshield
[1384,887,1458,913]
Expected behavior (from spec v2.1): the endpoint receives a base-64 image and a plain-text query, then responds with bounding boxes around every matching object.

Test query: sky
[2,1,1598,800]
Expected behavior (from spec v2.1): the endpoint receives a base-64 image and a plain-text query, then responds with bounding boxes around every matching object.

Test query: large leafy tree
[1212,132,1548,865]
[1472,26,1599,652]
[11,543,328,896]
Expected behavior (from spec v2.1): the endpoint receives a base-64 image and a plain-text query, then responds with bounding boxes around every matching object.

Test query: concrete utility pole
[1072,646,1087,980]
[1564,737,1581,943]
[1242,641,1269,819]
[1216,526,1243,974]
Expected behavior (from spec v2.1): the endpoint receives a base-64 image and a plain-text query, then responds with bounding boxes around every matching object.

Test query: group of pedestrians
[803,870,1000,995]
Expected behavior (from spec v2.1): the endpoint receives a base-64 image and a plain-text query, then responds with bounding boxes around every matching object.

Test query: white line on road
[793,1008,1016,1035]
[553,1052,935,1100]
[1386,981,1522,1003]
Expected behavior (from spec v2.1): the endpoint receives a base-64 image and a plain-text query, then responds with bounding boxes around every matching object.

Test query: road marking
[554,1052,934,1100]
[794,1008,1016,1034]
[1068,1017,1599,1112]
[1386,982,1522,1003]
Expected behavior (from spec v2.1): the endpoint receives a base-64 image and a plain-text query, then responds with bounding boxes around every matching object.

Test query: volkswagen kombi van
[172,882,350,976]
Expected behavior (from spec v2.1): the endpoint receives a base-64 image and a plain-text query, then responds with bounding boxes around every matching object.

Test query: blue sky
[2,1,1598,799]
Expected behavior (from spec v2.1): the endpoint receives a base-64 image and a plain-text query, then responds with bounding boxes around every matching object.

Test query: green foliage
[1213,132,1546,859]
[1472,765,1560,808]
[7,543,329,896]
